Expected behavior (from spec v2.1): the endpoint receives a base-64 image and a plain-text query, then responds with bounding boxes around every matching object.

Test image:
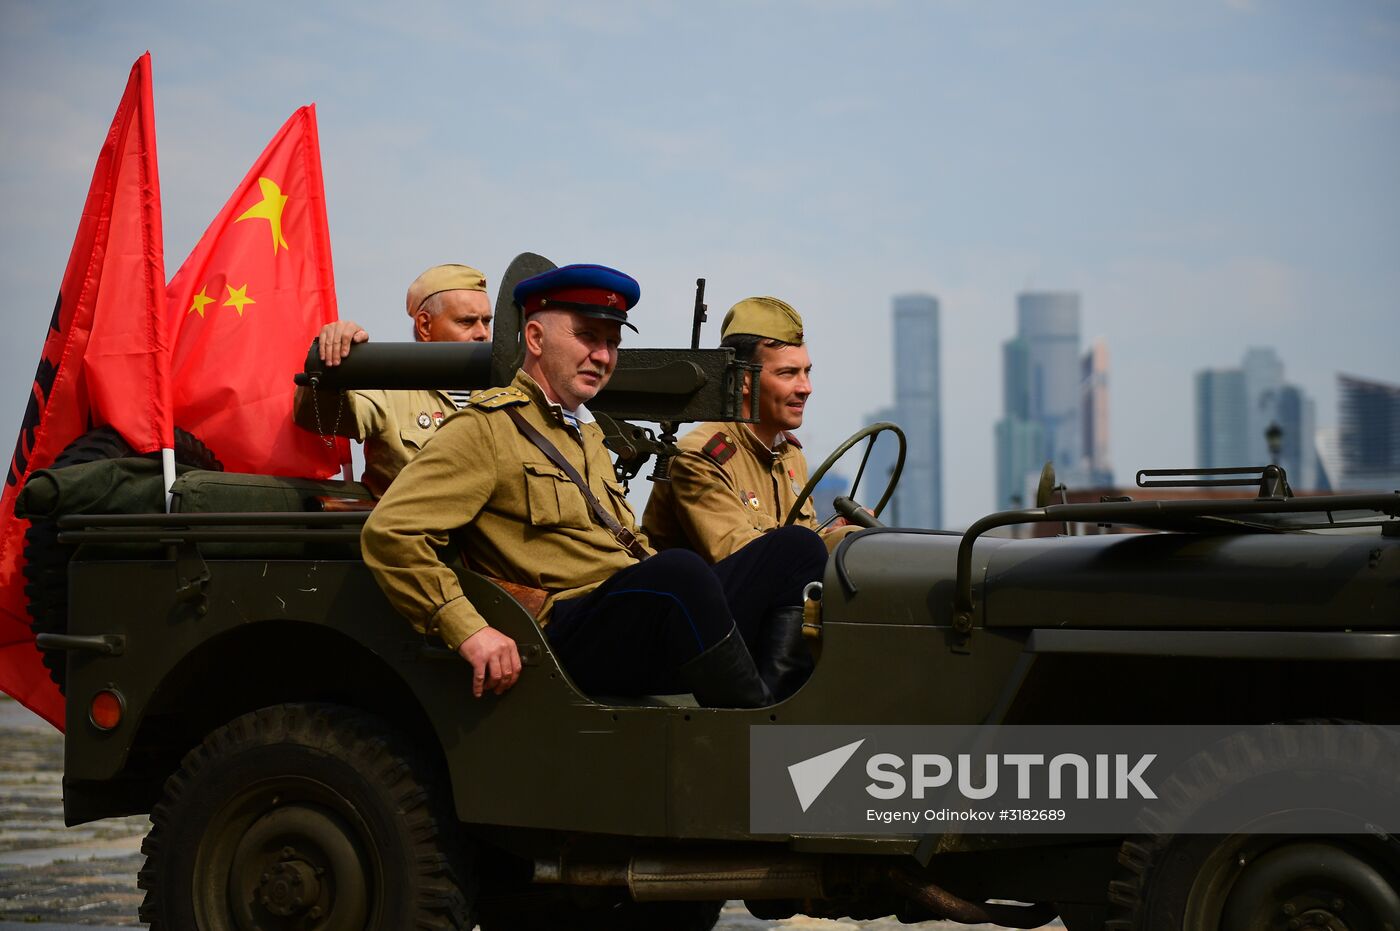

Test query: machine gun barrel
[294,342,753,425]
[295,341,494,390]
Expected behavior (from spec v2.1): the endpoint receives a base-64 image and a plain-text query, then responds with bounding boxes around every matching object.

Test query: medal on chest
[432,410,445,427]
[788,468,802,497]
[416,412,431,429]
[744,490,761,510]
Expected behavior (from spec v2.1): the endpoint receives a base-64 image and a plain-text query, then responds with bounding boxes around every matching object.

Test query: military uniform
[292,386,461,497]
[643,421,823,562]
[292,263,490,497]
[361,370,648,650]
[642,296,858,564]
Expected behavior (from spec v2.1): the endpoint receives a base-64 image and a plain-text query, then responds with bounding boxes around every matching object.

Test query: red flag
[168,105,348,476]
[0,53,170,729]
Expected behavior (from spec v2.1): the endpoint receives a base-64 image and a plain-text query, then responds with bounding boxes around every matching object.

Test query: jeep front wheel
[138,703,470,930]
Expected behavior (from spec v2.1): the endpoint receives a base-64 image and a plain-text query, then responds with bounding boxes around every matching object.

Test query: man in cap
[292,263,493,496]
[643,295,862,557]
[362,265,828,707]
[643,296,857,698]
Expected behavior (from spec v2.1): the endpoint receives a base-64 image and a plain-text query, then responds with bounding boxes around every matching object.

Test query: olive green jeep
[22,255,1400,931]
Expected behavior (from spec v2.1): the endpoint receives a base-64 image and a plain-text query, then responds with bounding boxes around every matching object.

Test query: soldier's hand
[831,507,873,529]
[318,320,369,366]
[458,627,522,698]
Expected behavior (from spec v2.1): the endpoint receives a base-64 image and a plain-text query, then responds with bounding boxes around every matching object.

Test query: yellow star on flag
[188,286,215,317]
[224,283,256,316]
[235,177,290,255]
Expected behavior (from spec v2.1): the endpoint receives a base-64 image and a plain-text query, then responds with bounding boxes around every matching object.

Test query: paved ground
[0,697,1058,929]
[0,698,147,926]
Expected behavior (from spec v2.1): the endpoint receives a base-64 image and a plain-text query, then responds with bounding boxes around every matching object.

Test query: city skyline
[2,2,1396,528]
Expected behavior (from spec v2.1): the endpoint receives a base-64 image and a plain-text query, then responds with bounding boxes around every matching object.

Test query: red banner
[168,105,349,476]
[0,53,170,729]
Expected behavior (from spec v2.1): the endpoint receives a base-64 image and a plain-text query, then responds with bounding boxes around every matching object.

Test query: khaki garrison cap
[720,296,805,345]
[406,264,488,316]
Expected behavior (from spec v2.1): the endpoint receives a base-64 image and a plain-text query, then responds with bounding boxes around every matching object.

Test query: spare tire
[22,426,223,691]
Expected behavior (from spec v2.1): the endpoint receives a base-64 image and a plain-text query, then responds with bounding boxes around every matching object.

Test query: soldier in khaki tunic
[362,264,828,707]
[292,264,493,496]
[643,296,858,562]
[643,297,859,698]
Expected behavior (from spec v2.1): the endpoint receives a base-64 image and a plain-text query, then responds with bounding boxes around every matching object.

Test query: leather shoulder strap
[504,407,648,560]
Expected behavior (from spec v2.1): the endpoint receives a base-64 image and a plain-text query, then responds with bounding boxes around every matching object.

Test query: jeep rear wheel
[138,703,470,930]
[1107,724,1400,930]
[1111,834,1400,930]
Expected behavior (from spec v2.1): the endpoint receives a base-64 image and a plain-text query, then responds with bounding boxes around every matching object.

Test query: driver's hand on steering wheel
[831,506,873,529]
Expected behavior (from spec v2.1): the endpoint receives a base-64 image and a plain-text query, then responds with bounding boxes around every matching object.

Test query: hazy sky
[2,1,1397,526]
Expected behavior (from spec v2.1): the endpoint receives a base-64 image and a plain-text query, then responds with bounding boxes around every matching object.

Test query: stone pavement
[0,697,1057,929]
[0,697,147,926]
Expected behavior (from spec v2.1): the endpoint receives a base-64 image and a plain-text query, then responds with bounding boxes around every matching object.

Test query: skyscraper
[1195,368,1248,469]
[1081,339,1113,487]
[995,415,1045,509]
[1017,292,1082,471]
[860,296,943,528]
[1194,348,1316,488]
[995,292,1086,508]
[1336,374,1400,491]
[890,295,942,529]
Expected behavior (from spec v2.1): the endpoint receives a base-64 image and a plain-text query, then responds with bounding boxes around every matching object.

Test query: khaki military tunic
[361,371,651,651]
[293,384,460,497]
[643,422,856,564]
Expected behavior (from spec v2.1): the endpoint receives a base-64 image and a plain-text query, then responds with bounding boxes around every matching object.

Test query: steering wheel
[783,422,906,528]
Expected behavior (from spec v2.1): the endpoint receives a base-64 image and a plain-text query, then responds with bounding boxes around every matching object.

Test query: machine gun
[295,253,760,489]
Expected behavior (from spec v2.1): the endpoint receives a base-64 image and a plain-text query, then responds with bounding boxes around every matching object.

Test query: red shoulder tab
[783,432,803,450]
[700,432,736,465]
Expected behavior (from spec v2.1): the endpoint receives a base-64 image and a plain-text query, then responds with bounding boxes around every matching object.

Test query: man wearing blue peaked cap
[364,260,827,711]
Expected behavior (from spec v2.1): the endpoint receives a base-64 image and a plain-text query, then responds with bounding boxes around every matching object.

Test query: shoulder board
[783,432,803,450]
[464,386,531,410]
[701,431,736,465]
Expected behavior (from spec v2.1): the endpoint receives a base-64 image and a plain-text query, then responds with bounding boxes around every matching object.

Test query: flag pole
[162,447,176,511]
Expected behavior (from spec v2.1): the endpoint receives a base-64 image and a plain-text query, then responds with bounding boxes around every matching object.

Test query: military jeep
[24,255,1400,931]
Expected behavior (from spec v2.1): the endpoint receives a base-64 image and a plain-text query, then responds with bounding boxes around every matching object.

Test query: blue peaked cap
[514,264,641,331]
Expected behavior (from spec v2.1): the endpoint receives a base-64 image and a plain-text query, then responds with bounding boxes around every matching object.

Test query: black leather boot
[679,627,773,708]
[760,606,813,702]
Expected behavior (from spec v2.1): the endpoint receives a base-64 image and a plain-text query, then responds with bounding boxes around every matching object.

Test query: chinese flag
[0,53,171,729]
[168,105,348,476]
